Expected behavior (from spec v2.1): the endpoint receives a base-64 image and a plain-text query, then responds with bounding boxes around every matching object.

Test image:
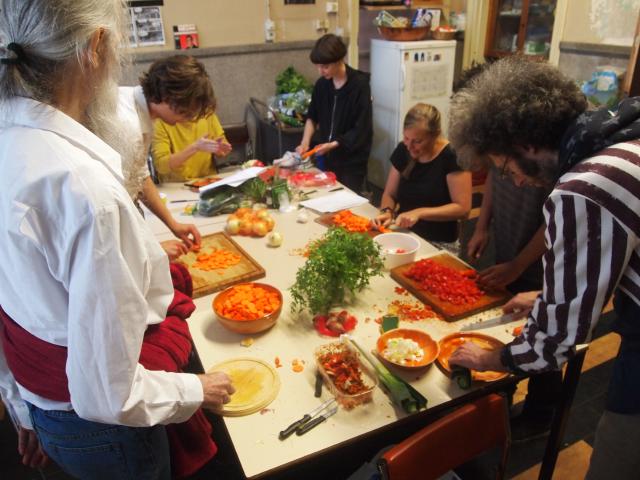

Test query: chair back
[378,393,510,480]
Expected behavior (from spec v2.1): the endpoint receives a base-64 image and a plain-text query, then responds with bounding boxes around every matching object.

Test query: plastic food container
[314,341,377,409]
[373,232,420,270]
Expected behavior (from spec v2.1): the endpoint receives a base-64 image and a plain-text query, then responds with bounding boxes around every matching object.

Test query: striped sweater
[505,140,640,372]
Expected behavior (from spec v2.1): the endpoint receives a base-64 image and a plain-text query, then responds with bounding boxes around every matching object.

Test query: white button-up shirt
[0,97,203,429]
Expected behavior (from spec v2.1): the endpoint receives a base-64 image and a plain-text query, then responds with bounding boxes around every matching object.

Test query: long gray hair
[0,0,129,104]
[0,0,136,173]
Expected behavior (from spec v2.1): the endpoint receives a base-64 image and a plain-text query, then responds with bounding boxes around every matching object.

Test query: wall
[552,0,638,83]
[132,0,350,54]
[561,0,640,46]
[125,1,356,126]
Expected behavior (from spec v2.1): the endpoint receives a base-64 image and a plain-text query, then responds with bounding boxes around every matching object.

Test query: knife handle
[279,414,310,440]
[296,415,327,436]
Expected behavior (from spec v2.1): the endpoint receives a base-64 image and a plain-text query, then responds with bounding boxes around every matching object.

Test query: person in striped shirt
[448,56,640,479]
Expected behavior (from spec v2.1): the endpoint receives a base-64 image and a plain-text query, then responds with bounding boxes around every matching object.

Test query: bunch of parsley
[290,227,384,315]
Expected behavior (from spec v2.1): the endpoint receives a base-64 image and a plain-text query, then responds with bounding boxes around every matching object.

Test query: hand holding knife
[278,398,337,440]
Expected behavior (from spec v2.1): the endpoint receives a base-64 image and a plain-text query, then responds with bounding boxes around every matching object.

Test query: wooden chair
[378,393,511,480]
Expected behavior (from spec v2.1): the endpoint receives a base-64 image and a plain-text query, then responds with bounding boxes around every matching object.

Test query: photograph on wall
[173,24,199,50]
[129,6,165,47]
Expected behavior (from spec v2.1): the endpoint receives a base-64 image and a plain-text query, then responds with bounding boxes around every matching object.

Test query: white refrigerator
[368,38,457,188]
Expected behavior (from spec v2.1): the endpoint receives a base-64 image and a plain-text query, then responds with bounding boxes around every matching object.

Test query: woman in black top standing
[296,34,372,194]
[374,103,471,250]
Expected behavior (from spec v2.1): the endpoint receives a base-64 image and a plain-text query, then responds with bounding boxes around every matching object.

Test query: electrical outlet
[326,2,338,13]
[314,19,328,30]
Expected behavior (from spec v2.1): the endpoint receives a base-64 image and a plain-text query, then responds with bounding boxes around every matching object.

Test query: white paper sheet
[199,167,266,194]
[299,190,369,213]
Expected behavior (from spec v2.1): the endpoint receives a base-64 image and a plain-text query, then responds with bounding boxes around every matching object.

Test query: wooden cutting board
[177,232,265,299]
[315,210,384,237]
[390,253,510,322]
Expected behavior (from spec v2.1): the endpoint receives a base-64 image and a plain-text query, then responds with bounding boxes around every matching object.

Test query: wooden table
[148,179,584,480]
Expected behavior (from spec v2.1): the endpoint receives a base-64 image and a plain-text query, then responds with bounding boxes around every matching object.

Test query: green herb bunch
[290,227,384,315]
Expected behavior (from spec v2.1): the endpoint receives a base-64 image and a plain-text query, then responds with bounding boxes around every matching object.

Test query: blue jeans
[27,403,171,480]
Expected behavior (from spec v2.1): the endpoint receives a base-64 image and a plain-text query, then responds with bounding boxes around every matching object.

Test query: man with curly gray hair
[449,56,640,479]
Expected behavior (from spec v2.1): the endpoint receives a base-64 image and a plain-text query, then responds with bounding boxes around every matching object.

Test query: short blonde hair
[403,103,441,135]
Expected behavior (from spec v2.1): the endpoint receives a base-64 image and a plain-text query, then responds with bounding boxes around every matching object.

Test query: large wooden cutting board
[390,253,510,322]
[315,210,384,237]
[178,232,265,299]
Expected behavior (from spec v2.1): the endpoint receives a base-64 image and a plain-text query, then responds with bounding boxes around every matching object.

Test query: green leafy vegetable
[241,177,268,203]
[349,337,428,414]
[275,66,312,95]
[290,227,384,315]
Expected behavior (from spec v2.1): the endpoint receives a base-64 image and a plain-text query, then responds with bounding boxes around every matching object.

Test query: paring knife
[278,398,336,440]
[460,311,524,331]
[295,405,339,436]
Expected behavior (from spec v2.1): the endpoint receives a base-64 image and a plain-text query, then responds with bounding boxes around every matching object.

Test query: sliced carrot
[192,248,241,271]
[332,210,372,233]
[219,284,281,321]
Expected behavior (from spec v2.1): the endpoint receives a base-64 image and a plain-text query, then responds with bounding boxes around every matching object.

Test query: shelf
[361,5,412,10]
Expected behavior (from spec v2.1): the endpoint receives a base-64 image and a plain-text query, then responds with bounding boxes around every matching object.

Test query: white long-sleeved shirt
[0,97,203,429]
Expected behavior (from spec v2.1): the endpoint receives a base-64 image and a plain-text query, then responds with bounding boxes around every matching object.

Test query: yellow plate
[208,357,280,416]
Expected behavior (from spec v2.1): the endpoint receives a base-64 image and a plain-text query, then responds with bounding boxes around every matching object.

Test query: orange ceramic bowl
[376,328,439,369]
[213,282,282,334]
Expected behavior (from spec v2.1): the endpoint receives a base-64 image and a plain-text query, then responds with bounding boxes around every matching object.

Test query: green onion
[346,336,427,414]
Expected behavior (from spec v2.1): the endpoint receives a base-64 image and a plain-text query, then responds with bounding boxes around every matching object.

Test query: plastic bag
[581,67,623,108]
[268,91,311,128]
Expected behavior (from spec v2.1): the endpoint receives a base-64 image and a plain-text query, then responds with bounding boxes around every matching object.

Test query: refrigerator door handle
[400,62,406,92]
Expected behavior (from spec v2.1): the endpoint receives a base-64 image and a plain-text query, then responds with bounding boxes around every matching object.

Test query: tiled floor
[0,211,621,480]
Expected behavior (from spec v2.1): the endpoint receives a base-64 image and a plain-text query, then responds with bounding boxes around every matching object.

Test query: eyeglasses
[499,157,512,180]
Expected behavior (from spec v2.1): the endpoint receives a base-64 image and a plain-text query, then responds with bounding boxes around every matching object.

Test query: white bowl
[374,233,420,270]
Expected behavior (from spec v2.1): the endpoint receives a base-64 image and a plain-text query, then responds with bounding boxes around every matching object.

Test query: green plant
[275,66,312,95]
[290,227,384,315]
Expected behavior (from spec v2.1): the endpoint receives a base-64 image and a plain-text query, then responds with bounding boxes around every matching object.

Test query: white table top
[148,180,517,479]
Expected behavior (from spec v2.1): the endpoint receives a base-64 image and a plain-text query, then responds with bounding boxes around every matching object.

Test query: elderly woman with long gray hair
[0,1,233,478]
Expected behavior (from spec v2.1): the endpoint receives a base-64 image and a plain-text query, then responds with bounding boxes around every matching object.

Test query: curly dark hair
[140,55,215,120]
[449,56,587,171]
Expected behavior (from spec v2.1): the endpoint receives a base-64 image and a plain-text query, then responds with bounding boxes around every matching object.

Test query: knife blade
[295,405,338,436]
[278,398,336,440]
[460,311,523,331]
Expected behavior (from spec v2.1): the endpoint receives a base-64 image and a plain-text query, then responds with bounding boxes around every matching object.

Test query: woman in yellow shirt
[153,110,231,182]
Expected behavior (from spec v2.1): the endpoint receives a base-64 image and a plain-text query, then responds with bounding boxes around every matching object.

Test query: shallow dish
[376,328,439,369]
[437,332,508,382]
[213,282,282,334]
[374,232,420,270]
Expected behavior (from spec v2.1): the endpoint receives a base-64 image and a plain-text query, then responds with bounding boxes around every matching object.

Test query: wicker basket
[431,28,457,40]
[377,26,430,42]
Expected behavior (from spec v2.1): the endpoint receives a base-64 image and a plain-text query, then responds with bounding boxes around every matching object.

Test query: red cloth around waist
[0,263,215,479]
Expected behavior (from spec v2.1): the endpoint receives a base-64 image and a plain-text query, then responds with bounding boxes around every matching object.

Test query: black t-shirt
[390,142,461,242]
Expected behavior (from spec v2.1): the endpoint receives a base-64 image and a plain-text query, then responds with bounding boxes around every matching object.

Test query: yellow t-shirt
[152,113,226,182]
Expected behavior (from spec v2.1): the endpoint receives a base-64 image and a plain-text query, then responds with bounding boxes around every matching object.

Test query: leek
[344,336,427,414]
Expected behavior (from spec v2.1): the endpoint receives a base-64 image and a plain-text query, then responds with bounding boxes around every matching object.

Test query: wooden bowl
[376,328,439,369]
[213,282,282,334]
[432,28,457,40]
[377,26,430,42]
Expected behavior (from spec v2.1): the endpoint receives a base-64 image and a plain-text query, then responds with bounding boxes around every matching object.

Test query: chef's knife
[295,405,338,436]
[278,398,336,440]
[460,311,524,331]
